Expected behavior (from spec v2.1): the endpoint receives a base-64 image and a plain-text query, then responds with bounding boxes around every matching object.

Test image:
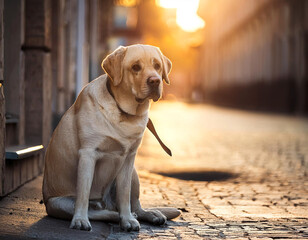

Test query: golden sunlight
[156,0,205,32]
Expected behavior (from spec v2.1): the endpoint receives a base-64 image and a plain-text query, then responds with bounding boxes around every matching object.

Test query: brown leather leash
[107,79,172,156]
[147,118,172,156]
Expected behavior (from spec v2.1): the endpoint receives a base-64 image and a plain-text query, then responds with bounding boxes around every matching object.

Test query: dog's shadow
[25,216,181,239]
[25,216,110,239]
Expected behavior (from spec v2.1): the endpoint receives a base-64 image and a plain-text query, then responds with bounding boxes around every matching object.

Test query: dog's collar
[106,77,135,117]
[106,77,172,157]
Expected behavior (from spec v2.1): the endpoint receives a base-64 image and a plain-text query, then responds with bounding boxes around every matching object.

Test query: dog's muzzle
[147,76,161,102]
[135,77,162,103]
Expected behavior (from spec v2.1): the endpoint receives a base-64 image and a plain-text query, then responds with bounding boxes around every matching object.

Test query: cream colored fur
[42,44,180,232]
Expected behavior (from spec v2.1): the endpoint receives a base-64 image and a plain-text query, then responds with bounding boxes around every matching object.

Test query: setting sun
[156,0,205,32]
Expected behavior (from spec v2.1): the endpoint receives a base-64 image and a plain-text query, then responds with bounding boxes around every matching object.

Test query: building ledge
[5,145,44,160]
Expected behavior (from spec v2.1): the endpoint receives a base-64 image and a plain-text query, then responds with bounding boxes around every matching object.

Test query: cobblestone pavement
[137,101,308,177]
[0,101,307,239]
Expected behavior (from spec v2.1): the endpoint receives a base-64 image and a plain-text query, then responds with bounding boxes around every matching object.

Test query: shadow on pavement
[156,171,237,181]
[24,216,111,240]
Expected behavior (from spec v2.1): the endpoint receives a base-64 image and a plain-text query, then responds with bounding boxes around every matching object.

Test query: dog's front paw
[120,215,140,231]
[70,215,92,231]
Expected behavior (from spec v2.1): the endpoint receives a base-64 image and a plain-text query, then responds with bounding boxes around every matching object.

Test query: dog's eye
[132,64,141,72]
[154,63,161,70]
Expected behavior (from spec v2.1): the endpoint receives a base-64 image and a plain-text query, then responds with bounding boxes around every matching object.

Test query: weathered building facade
[0,0,142,197]
[198,0,308,114]
[0,0,52,196]
[0,0,143,196]
[0,0,5,196]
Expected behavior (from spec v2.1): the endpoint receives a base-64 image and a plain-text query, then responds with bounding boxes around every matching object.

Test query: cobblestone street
[0,101,307,239]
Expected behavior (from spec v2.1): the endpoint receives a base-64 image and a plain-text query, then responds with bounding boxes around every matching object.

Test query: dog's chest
[88,99,148,158]
[98,134,141,157]
[93,116,145,157]
[90,131,142,199]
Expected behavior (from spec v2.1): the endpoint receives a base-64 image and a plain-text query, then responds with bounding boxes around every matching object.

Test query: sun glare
[156,0,205,32]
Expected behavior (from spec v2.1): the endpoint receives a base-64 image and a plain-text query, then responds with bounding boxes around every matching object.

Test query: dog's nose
[147,76,160,88]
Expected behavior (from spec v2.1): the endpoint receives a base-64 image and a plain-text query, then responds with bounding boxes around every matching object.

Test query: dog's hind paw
[89,200,103,210]
[148,210,167,225]
[137,209,167,225]
[150,207,181,220]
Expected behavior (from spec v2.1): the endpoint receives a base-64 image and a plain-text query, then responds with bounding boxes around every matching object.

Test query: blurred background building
[197,0,308,114]
[0,0,307,195]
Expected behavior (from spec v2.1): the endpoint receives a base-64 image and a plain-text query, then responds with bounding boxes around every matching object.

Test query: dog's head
[102,44,172,103]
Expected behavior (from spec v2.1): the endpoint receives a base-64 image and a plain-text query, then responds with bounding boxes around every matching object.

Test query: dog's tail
[148,207,181,220]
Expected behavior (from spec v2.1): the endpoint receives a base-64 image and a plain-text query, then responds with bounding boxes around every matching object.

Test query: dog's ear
[102,46,127,86]
[162,55,172,84]
[158,49,172,85]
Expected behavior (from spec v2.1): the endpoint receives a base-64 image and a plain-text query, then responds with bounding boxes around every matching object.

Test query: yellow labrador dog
[42,44,180,232]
